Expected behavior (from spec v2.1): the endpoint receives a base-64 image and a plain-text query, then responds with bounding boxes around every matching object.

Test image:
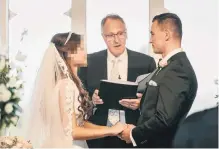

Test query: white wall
[165,0,219,115]
[71,0,86,34]
[86,0,149,54]
[0,0,8,55]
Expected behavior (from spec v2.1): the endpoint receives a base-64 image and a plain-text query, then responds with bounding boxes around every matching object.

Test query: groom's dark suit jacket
[132,52,198,148]
[78,49,156,148]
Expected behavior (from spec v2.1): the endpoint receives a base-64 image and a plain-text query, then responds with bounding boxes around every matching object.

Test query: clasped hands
[92,89,142,110]
[111,122,135,144]
[92,89,140,143]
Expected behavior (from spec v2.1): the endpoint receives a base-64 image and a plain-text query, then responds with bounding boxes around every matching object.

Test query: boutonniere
[158,59,168,68]
[156,59,169,75]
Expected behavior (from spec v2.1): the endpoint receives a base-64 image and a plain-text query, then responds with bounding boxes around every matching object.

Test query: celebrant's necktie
[107,59,125,126]
[108,109,120,125]
[110,59,120,81]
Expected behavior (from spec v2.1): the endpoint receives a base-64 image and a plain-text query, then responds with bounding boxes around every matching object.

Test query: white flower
[12,89,21,99]
[7,69,18,78]
[4,138,13,145]
[0,57,6,72]
[6,77,17,88]
[16,66,23,74]
[4,103,14,114]
[11,116,19,124]
[12,89,24,98]
[15,80,23,89]
[0,84,12,102]
[8,61,16,69]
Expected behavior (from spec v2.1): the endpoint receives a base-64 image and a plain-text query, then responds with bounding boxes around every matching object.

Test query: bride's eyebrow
[66,51,73,57]
[68,49,77,54]
[67,50,80,57]
[67,54,73,58]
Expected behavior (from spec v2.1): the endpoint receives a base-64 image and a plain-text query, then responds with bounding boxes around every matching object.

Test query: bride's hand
[108,122,127,136]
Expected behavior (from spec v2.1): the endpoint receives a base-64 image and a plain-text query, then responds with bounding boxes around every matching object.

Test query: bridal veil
[16,42,74,147]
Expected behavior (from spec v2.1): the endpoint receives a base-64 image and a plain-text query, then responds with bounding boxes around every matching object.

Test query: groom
[119,13,198,148]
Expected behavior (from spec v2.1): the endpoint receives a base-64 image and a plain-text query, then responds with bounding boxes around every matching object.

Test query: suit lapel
[127,50,136,81]
[127,50,131,81]
[138,68,159,85]
[99,50,107,80]
[139,68,159,109]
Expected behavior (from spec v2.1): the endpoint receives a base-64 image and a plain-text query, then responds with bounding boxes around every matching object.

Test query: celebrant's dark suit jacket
[132,52,198,148]
[78,49,156,148]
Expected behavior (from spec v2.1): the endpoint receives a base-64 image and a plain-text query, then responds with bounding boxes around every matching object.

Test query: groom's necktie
[157,58,162,69]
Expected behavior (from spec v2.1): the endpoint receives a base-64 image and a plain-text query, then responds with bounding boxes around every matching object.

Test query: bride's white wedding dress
[12,78,88,148]
[55,78,88,148]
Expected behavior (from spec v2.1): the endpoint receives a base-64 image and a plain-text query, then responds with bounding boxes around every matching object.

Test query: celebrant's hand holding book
[119,93,143,110]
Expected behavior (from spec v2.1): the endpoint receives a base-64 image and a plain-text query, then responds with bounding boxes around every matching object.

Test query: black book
[97,79,138,110]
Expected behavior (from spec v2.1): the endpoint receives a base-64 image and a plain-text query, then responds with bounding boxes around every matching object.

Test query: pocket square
[148,80,157,86]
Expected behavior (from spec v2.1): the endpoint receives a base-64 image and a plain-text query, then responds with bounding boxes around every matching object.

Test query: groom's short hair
[152,13,182,40]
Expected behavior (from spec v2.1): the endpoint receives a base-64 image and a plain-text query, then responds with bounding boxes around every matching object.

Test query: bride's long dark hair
[51,32,93,121]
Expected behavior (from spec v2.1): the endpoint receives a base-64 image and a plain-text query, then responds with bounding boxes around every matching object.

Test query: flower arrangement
[0,55,23,134]
[0,136,32,148]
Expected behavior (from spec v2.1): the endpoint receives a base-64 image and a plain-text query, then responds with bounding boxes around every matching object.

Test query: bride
[17,32,125,148]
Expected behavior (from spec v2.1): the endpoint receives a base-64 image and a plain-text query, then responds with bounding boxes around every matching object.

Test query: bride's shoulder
[56,79,79,98]
[56,78,76,89]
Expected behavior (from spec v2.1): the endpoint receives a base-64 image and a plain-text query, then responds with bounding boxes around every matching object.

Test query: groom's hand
[119,124,136,143]
[119,93,142,110]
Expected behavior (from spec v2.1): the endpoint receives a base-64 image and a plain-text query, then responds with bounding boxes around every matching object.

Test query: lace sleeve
[59,79,84,137]
[58,80,74,137]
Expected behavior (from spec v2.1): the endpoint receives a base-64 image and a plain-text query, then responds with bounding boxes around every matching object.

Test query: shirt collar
[107,48,128,62]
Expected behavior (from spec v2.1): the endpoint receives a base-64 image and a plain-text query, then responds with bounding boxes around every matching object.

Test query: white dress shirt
[107,49,128,81]
[130,48,183,147]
